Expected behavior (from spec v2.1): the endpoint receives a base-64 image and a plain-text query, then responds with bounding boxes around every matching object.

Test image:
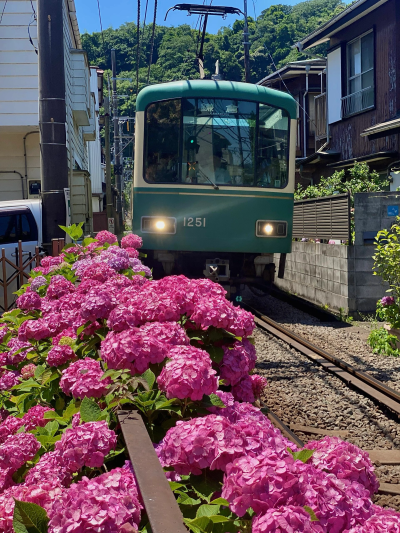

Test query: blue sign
[387,205,399,217]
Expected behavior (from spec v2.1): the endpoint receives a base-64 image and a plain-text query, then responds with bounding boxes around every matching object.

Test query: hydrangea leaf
[304,506,319,522]
[287,448,315,464]
[80,397,102,422]
[184,516,213,533]
[43,420,59,436]
[13,500,49,533]
[176,491,202,506]
[202,394,226,408]
[196,504,220,518]
[141,369,156,390]
[205,346,224,364]
[209,498,229,507]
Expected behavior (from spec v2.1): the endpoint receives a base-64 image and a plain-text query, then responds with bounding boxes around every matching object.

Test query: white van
[0,199,42,311]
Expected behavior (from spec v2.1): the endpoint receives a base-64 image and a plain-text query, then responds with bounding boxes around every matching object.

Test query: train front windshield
[144,97,290,188]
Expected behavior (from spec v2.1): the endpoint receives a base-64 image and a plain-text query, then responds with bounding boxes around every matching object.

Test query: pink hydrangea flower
[52,328,77,345]
[0,370,20,391]
[232,375,255,403]
[46,276,75,300]
[24,450,72,488]
[30,276,47,292]
[16,291,42,311]
[6,338,34,364]
[252,506,324,533]
[40,255,65,268]
[219,339,257,386]
[121,233,143,249]
[23,405,54,431]
[79,261,117,283]
[157,346,218,401]
[304,436,379,496]
[190,297,255,338]
[18,318,51,342]
[101,327,169,374]
[381,296,395,306]
[60,359,111,398]
[81,289,116,322]
[139,321,190,346]
[125,247,139,258]
[0,416,24,445]
[156,415,246,475]
[95,230,118,245]
[55,421,117,471]
[47,345,75,367]
[345,504,400,532]
[250,375,268,399]
[76,278,104,294]
[48,467,141,533]
[107,304,143,331]
[0,433,40,471]
[21,364,36,379]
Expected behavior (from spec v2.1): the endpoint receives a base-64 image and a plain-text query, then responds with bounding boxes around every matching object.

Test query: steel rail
[244,304,400,416]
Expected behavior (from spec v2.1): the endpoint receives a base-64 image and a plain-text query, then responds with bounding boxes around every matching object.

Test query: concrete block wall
[273,192,394,314]
[273,242,350,312]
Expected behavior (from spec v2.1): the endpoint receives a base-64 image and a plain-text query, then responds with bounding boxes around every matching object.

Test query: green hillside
[82,0,346,115]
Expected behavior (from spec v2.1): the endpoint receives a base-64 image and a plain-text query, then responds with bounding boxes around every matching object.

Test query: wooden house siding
[0,0,39,128]
[328,0,399,162]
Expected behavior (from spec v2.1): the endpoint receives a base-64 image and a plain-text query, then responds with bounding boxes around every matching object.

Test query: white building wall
[88,68,104,197]
[0,0,39,128]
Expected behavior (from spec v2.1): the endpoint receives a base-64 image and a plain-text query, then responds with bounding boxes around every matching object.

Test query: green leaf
[82,237,97,246]
[62,401,80,421]
[80,397,102,422]
[202,394,226,408]
[141,369,155,390]
[55,397,65,411]
[43,411,59,420]
[35,435,62,447]
[287,448,315,464]
[209,498,229,507]
[34,365,46,380]
[13,500,49,533]
[208,516,231,524]
[304,506,319,522]
[43,420,59,437]
[189,475,221,503]
[77,321,91,336]
[196,505,220,518]
[168,481,185,491]
[185,517,213,533]
[205,346,224,364]
[176,491,201,506]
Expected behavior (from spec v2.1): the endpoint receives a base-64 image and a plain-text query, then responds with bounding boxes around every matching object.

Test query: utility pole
[111,49,123,229]
[37,0,69,253]
[104,94,112,221]
[243,0,251,83]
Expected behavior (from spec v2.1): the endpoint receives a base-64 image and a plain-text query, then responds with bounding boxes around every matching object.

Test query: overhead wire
[0,0,8,25]
[136,0,140,95]
[28,0,38,54]
[251,0,317,130]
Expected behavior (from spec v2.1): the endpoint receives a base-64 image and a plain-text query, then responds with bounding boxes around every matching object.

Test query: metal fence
[293,193,351,241]
[341,86,374,118]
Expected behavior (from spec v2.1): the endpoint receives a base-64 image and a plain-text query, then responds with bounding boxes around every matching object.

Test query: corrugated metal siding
[293,193,350,240]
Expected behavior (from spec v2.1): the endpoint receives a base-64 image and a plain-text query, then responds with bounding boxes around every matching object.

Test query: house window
[342,30,374,117]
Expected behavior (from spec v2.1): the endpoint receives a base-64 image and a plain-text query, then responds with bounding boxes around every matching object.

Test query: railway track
[244,303,400,497]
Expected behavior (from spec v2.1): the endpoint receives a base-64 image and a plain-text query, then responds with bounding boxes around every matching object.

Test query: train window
[144,98,289,188]
[257,105,289,189]
[144,99,181,183]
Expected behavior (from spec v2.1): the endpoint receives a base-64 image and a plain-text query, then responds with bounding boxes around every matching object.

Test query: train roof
[136,80,297,120]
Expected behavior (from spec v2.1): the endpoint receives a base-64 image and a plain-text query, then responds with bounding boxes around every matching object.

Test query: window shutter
[327,47,342,124]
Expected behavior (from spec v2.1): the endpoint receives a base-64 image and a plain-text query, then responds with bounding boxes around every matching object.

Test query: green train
[132,80,297,285]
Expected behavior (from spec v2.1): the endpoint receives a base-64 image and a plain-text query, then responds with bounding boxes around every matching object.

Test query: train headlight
[256,220,287,238]
[263,224,273,235]
[141,216,176,234]
[155,220,166,230]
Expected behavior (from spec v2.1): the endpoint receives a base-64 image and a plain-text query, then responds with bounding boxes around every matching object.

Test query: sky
[75,0,300,35]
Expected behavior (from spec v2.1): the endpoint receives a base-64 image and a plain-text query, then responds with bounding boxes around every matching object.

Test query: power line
[0,0,9,25]
[147,0,157,84]
[136,0,140,95]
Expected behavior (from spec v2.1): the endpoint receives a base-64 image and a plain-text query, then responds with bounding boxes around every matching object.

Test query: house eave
[294,0,389,51]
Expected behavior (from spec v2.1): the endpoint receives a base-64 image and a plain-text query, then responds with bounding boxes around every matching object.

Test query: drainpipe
[23,131,39,199]
[303,65,310,159]
[0,171,25,198]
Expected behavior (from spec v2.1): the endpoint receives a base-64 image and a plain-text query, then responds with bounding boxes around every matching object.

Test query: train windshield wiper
[197,169,219,190]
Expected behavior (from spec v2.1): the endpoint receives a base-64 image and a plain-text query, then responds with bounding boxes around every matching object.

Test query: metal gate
[293,193,351,241]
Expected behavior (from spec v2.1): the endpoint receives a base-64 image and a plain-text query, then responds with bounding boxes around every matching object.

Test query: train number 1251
[183,217,206,227]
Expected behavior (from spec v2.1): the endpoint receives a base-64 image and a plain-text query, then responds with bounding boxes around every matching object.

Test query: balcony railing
[341,86,374,118]
[314,92,327,141]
